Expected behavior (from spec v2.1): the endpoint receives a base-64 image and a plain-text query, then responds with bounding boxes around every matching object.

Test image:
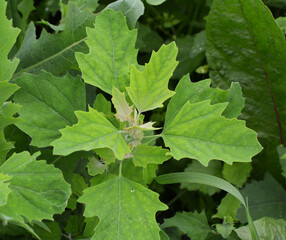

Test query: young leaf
[165,75,244,130]
[161,211,211,240]
[206,0,286,146]
[0,0,20,81]
[52,107,130,160]
[0,173,11,206]
[126,42,178,113]
[78,175,167,240]
[162,100,262,166]
[131,144,171,167]
[0,152,71,225]
[76,9,138,94]
[235,217,286,240]
[112,87,133,122]
[14,3,95,77]
[222,162,252,188]
[105,0,144,29]
[13,71,86,147]
[237,174,286,223]
[181,161,222,196]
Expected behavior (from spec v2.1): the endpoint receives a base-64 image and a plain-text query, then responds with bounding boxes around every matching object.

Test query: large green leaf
[78,175,167,240]
[0,152,71,227]
[206,0,286,146]
[0,0,20,81]
[131,144,171,167]
[161,211,211,240]
[165,75,244,130]
[52,107,130,160]
[162,100,262,166]
[127,43,178,113]
[105,0,144,29]
[237,174,286,223]
[76,9,138,94]
[235,217,286,240]
[13,71,86,147]
[14,3,95,77]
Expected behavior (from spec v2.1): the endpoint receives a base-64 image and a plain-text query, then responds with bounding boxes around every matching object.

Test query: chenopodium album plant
[0,3,263,240]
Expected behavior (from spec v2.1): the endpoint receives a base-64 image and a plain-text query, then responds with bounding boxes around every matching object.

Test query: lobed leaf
[76,9,138,94]
[52,107,130,160]
[78,175,167,240]
[127,42,178,113]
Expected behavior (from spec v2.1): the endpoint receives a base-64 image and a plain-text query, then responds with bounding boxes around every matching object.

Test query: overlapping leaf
[0,173,11,206]
[14,3,95,77]
[78,175,167,240]
[127,43,178,112]
[162,99,262,166]
[206,0,286,146]
[76,9,138,94]
[52,107,130,160]
[13,71,86,147]
[0,0,20,82]
[0,152,71,228]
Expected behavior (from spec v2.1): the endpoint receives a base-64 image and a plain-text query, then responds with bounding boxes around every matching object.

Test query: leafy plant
[1,0,286,239]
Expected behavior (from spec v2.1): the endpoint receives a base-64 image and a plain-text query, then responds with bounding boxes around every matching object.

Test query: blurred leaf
[161,211,211,240]
[277,145,286,178]
[87,157,107,176]
[0,173,11,206]
[146,0,167,5]
[215,223,234,239]
[276,17,286,34]
[33,221,62,240]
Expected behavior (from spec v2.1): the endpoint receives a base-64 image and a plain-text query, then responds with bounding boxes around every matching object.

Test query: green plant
[1,0,286,239]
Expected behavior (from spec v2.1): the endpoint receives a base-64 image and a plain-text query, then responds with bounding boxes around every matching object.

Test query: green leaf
[87,157,107,176]
[237,173,286,223]
[173,32,206,79]
[131,144,171,167]
[181,160,222,196]
[76,9,138,94]
[235,217,286,240]
[146,0,167,5]
[93,94,112,115]
[71,0,99,11]
[215,223,234,239]
[0,0,20,81]
[13,71,86,147]
[52,107,130,160]
[206,0,286,146]
[106,0,144,28]
[0,81,19,108]
[222,162,252,188]
[213,193,241,222]
[14,3,95,77]
[112,87,133,122]
[127,43,178,113]
[161,211,211,240]
[33,221,62,240]
[277,145,286,178]
[0,152,71,226]
[165,75,244,130]
[276,17,286,34]
[0,173,11,206]
[78,175,167,240]
[162,100,262,166]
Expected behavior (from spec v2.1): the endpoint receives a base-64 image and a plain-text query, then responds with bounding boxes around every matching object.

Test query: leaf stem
[119,160,123,177]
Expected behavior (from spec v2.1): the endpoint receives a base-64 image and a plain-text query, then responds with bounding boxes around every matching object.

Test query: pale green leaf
[127,43,178,112]
[213,193,241,222]
[162,100,262,166]
[112,87,133,122]
[181,161,222,196]
[0,151,71,224]
[95,148,117,165]
[277,145,286,178]
[0,173,11,206]
[222,162,252,188]
[87,157,107,176]
[165,75,244,130]
[146,0,167,5]
[13,71,86,147]
[0,0,20,81]
[161,211,211,240]
[78,175,167,240]
[237,174,286,223]
[215,223,234,239]
[235,217,286,240]
[76,9,138,94]
[52,107,130,160]
[14,3,95,77]
[132,144,171,167]
[276,17,286,34]
[106,0,144,28]
[71,0,99,11]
